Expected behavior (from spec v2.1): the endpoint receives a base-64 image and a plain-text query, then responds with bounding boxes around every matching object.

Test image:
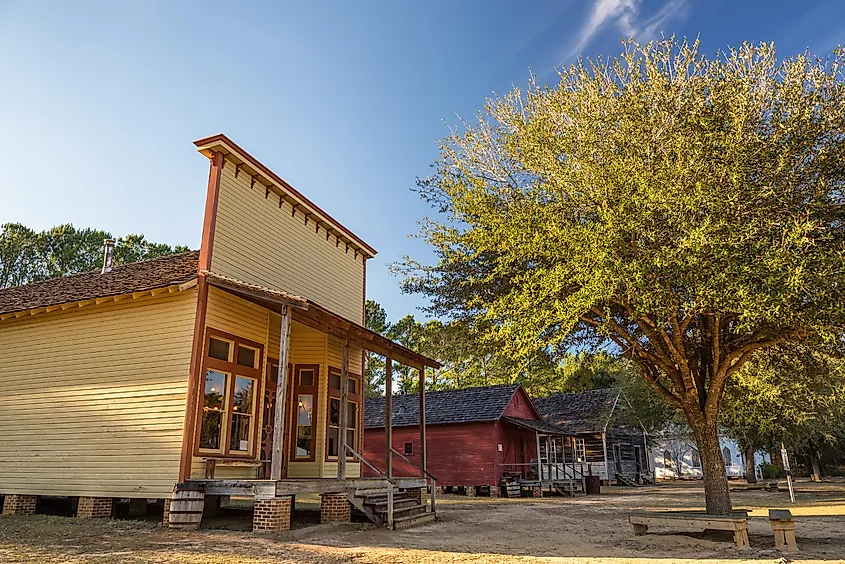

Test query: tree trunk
[744,445,757,484]
[808,452,822,482]
[689,418,732,514]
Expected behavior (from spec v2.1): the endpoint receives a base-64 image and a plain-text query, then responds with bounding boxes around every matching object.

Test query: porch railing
[390,447,437,516]
[345,445,401,528]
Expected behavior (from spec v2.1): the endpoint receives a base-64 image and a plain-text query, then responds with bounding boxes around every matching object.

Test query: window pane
[347,402,357,428]
[348,378,357,394]
[300,369,314,387]
[327,427,338,457]
[297,395,313,425]
[404,442,413,455]
[330,373,341,390]
[230,413,251,452]
[297,426,312,457]
[329,398,339,427]
[237,345,257,368]
[208,338,230,361]
[204,370,227,410]
[346,429,355,450]
[233,376,255,414]
[200,410,222,450]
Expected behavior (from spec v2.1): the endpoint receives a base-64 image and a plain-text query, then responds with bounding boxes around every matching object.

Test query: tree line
[0,222,190,288]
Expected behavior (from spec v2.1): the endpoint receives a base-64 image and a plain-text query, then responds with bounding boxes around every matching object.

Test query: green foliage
[0,222,190,289]
[721,342,845,454]
[399,36,845,514]
[759,462,786,480]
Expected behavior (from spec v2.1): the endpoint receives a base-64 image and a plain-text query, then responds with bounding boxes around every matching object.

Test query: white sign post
[781,443,795,503]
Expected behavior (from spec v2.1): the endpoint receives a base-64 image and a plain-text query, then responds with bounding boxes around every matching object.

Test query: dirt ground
[1,480,843,564]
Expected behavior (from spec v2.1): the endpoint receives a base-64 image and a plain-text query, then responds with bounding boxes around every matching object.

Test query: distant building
[650,426,771,480]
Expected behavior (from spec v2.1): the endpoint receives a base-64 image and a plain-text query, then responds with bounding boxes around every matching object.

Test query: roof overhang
[194,134,377,259]
[202,270,439,370]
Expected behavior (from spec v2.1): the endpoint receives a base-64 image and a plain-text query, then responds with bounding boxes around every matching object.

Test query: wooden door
[260,360,290,478]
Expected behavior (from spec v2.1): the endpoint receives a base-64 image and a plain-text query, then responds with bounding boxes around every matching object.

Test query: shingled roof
[364,383,522,429]
[533,388,621,434]
[0,251,200,316]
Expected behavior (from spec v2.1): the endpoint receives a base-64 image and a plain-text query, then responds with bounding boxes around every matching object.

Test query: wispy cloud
[565,0,687,62]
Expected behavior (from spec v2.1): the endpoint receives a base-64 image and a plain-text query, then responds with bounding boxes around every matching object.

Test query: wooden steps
[348,487,437,530]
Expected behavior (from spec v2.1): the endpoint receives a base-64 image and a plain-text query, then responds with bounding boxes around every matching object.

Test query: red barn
[363,384,554,495]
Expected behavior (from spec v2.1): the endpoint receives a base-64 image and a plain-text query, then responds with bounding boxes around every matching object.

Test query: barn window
[404,442,413,455]
[198,330,262,457]
[575,438,586,462]
[326,368,361,460]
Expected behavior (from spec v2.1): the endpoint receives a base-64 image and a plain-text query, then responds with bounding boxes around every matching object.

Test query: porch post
[535,433,542,481]
[337,336,350,480]
[601,432,610,482]
[418,366,427,479]
[270,306,291,481]
[385,355,393,478]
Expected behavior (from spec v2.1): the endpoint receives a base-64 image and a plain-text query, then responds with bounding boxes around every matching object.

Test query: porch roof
[202,270,440,370]
[502,416,568,435]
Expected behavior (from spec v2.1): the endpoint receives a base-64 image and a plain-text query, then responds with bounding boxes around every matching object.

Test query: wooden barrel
[169,485,205,530]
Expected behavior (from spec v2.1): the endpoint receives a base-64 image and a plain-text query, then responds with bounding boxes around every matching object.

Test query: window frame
[289,364,320,462]
[194,328,264,460]
[574,437,586,463]
[325,367,362,461]
[404,442,413,456]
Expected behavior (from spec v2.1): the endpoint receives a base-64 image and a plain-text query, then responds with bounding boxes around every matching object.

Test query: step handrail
[346,444,397,486]
[390,447,438,481]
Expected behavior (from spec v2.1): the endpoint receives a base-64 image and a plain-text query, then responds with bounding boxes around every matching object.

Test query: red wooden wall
[363,387,542,486]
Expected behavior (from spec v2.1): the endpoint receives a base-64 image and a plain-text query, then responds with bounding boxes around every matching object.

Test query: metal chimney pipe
[102,239,115,274]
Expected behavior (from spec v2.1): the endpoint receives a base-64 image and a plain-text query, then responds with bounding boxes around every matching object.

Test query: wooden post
[270,306,291,481]
[535,433,543,481]
[337,336,350,480]
[418,366,427,480]
[386,485,394,529]
[385,355,393,479]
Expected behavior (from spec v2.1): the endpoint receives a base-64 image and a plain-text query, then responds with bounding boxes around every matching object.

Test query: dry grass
[1,480,844,563]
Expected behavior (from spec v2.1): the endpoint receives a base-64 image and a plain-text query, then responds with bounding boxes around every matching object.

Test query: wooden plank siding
[0,290,197,498]
[210,159,365,323]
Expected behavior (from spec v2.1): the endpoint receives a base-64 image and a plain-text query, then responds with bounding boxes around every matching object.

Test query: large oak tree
[400,38,845,514]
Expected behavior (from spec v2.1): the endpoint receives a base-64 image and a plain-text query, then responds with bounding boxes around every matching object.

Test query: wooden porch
[173,270,441,531]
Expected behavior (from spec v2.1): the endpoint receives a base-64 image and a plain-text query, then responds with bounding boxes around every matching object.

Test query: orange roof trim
[194,134,377,258]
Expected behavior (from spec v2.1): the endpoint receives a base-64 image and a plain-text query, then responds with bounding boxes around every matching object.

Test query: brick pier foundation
[253,496,293,532]
[77,497,113,518]
[2,495,37,516]
[320,492,352,523]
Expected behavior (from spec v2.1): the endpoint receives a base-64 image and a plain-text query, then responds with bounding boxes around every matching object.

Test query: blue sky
[1,0,844,323]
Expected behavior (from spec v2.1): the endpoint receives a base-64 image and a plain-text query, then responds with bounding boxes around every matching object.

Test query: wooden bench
[203,458,262,479]
[628,511,750,548]
[769,509,798,552]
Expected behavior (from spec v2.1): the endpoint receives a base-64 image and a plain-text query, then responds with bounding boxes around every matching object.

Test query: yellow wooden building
[0,134,439,530]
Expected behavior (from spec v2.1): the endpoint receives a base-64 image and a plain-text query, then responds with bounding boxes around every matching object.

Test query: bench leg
[773,524,798,552]
[632,523,648,536]
[733,527,750,549]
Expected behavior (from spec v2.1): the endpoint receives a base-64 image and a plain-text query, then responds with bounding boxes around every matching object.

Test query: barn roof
[0,251,200,316]
[502,416,567,435]
[532,388,621,434]
[364,383,522,429]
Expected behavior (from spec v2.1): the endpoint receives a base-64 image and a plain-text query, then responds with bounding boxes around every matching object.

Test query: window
[197,330,262,457]
[208,337,231,361]
[575,438,586,462]
[326,368,361,460]
[290,365,319,460]
[663,450,673,467]
[691,449,701,468]
[404,442,413,455]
